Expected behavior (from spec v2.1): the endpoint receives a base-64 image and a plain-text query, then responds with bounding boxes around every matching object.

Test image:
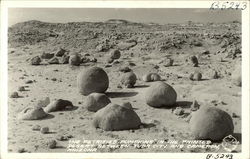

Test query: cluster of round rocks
[75,65,237,141]
[30,48,97,66]
[16,51,241,148]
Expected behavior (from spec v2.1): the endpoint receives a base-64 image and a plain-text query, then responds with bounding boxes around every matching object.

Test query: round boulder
[145,81,177,108]
[142,73,161,82]
[231,63,241,87]
[120,72,137,88]
[84,93,111,112]
[44,99,73,113]
[77,67,109,95]
[110,50,121,59]
[69,54,81,66]
[160,58,174,67]
[93,103,141,131]
[18,107,48,120]
[10,91,19,98]
[189,72,202,81]
[190,106,234,141]
[30,56,41,65]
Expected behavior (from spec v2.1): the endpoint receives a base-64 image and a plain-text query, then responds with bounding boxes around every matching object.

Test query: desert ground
[7,19,241,153]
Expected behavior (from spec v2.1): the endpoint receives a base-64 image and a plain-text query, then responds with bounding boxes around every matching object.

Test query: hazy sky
[8,8,241,26]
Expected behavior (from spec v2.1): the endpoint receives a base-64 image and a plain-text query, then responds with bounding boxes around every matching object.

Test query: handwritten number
[242,2,247,10]
[210,1,247,10]
[221,3,226,10]
[210,2,219,10]
[206,154,212,159]
[220,154,224,158]
[235,3,240,10]
[228,154,233,159]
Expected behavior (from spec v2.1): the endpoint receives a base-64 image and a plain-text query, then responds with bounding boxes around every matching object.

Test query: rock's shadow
[140,123,156,129]
[56,146,66,149]
[106,92,138,98]
[39,114,55,120]
[154,101,192,109]
[45,131,57,134]
[175,101,193,108]
[134,85,149,88]
[64,105,79,111]
[233,133,242,144]
[200,78,209,81]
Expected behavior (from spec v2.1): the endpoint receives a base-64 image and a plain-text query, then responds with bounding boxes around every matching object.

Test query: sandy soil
[7,20,241,153]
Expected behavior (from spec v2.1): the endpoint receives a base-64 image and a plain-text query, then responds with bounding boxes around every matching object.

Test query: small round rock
[40,127,49,134]
[120,72,137,88]
[69,54,81,66]
[18,86,25,91]
[46,140,57,149]
[142,73,161,82]
[84,93,111,112]
[10,92,19,98]
[190,72,202,81]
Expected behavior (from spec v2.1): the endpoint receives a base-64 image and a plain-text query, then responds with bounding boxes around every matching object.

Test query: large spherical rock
[231,64,241,87]
[145,81,177,108]
[190,106,234,141]
[77,67,109,95]
[18,107,48,120]
[120,72,137,88]
[93,103,141,131]
[142,73,161,82]
[84,93,111,112]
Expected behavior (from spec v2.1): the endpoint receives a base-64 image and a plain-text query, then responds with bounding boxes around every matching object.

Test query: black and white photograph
[1,1,249,159]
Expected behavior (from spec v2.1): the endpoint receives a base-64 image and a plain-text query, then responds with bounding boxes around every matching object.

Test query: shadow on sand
[106,91,138,98]
[140,123,156,129]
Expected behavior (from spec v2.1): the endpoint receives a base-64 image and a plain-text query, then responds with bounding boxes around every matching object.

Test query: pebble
[18,86,25,91]
[10,92,19,98]
[173,107,184,116]
[40,127,49,134]
[25,80,33,84]
[46,140,57,149]
[17,148,26,153]
[32,125,41,131]
[232,113,239,118]
[191,100,200,111]
[51,78,57,81]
